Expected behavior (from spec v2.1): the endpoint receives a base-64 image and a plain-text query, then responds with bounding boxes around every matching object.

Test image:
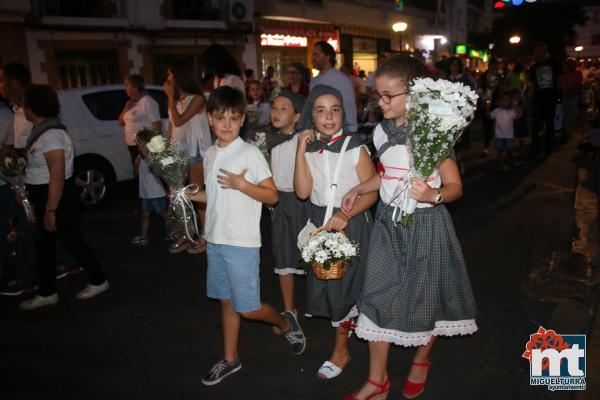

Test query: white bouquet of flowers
[394,78,478,225]
[301,228,358,280]
[0,146,35,223]
[136,128,200,244]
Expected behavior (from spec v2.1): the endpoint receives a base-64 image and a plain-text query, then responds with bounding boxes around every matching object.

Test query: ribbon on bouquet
[171,183,201,244]
[388,171,419,227]
[14,185,35,224]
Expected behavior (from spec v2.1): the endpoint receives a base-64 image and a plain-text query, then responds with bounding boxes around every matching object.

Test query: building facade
[0,0,255,89]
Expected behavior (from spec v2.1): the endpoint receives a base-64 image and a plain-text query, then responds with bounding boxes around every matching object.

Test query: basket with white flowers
[301,228,358,280]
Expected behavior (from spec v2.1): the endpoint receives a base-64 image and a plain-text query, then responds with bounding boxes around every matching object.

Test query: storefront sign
[455,44,467,55]
[261,34,308,47]
[261,25,335,38]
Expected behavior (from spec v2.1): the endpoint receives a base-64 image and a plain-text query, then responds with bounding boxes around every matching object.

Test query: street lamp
[509,35,521,44]
[392,21,408,52]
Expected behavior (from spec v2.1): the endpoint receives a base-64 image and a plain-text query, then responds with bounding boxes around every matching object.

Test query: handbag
[297,136,351,249]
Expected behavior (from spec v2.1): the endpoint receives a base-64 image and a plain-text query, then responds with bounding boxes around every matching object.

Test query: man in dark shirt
[528,42,563,159]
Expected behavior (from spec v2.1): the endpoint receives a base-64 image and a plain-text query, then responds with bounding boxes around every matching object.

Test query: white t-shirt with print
[123,96,161,146]
[25,128,74,185]
[490,108,515,139]
[203,137,272,247]
[139,157,166,199]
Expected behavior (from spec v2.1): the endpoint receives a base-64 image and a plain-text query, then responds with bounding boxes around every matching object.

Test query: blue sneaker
[201,358,242,386]
[282,310,306,355]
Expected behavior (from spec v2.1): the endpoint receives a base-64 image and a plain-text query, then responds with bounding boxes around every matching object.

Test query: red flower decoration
[377,161,385,176]
[522,326,570,370]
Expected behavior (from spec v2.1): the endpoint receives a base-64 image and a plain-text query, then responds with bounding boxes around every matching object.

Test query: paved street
[0,130,593,400]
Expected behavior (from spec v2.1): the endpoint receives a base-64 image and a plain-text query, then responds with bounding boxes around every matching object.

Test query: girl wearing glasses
[341,55,478,400]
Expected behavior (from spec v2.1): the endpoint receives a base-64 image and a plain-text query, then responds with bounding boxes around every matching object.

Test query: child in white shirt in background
[131,137,168,246]
[490,92,522,170]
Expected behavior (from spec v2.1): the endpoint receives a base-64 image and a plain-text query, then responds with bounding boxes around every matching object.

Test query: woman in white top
[163,61,212,254]
[118,75,161,162]
[19,85,109,311]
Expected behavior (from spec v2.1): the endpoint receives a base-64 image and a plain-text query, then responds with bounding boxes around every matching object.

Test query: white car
[57,85,168,206]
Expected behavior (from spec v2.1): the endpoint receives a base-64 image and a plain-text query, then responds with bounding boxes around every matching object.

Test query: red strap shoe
[402,361,432,399]
[343,378,391,400]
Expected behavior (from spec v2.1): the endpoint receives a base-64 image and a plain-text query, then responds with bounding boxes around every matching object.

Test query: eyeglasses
[374,90,408,104]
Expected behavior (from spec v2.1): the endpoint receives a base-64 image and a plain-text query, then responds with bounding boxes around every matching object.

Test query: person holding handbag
[19,85,108,311]
[294,85,377,379]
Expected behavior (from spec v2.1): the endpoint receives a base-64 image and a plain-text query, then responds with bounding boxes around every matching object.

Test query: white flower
[147,136,166,153]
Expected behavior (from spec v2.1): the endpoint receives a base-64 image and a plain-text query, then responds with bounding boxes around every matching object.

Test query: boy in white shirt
[188,86,305,386]
[490,92,521,170]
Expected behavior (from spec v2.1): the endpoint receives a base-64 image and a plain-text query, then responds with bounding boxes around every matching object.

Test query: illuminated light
[405,43,410,50]
[260,34,307,47]
[455,44,467,55]
[327,38,340,52]
[489,43,495,49]
[512,0,524,4]
[575,46,583,52]
[494,1,506,8]
[509,35,521,44]
[440,36,448,45]
[392,21,408,32]
[525,0,537,2]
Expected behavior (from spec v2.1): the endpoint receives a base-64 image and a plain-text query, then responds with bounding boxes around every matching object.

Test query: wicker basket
[311,259,348,280]
[308,227,349,280]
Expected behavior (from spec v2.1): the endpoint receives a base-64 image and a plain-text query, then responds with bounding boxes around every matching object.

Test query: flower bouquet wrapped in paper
[0,146,35,223]
[301,227,358,280]
[136,128,200,243]
[394,78,478,225]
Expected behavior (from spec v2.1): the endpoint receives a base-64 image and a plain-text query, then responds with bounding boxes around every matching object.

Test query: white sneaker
[20,294,58,310]
[76,281,110,300]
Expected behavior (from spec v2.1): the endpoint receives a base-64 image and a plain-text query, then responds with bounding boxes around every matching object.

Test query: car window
[82,90,128,121]
[148,90,168,119]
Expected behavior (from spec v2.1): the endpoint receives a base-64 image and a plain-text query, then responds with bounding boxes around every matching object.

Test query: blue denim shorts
[206,243,261,313]
[141,197,168,214]
[496,138,513,150]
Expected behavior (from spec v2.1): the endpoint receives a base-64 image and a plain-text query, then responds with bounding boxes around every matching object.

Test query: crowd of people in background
[1,38,600,397]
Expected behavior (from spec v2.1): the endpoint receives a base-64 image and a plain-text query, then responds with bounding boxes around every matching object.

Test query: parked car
[57,85,168,206]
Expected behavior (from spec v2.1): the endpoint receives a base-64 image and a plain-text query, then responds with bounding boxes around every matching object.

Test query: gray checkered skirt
[272,191,308,275]
[305,202,371,326]
[355,201,478,346]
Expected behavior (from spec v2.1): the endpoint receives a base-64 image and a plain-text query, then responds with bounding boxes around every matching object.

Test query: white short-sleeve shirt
[373,124,440,208]
[25,128,74,185]
[304,133,365,209]
[203,137,272,247]
[490,108,515,139]
[270,134,297,192]
[139,157,166,199]
[123,95,161,146]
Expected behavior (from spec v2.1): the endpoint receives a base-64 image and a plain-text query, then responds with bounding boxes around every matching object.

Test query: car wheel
[74,164,109,206]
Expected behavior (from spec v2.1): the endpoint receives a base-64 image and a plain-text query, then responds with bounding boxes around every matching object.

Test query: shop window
[260,48,306,84]
[39,0,124,18]
[56,50,119,89]
[164,0,223,20]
